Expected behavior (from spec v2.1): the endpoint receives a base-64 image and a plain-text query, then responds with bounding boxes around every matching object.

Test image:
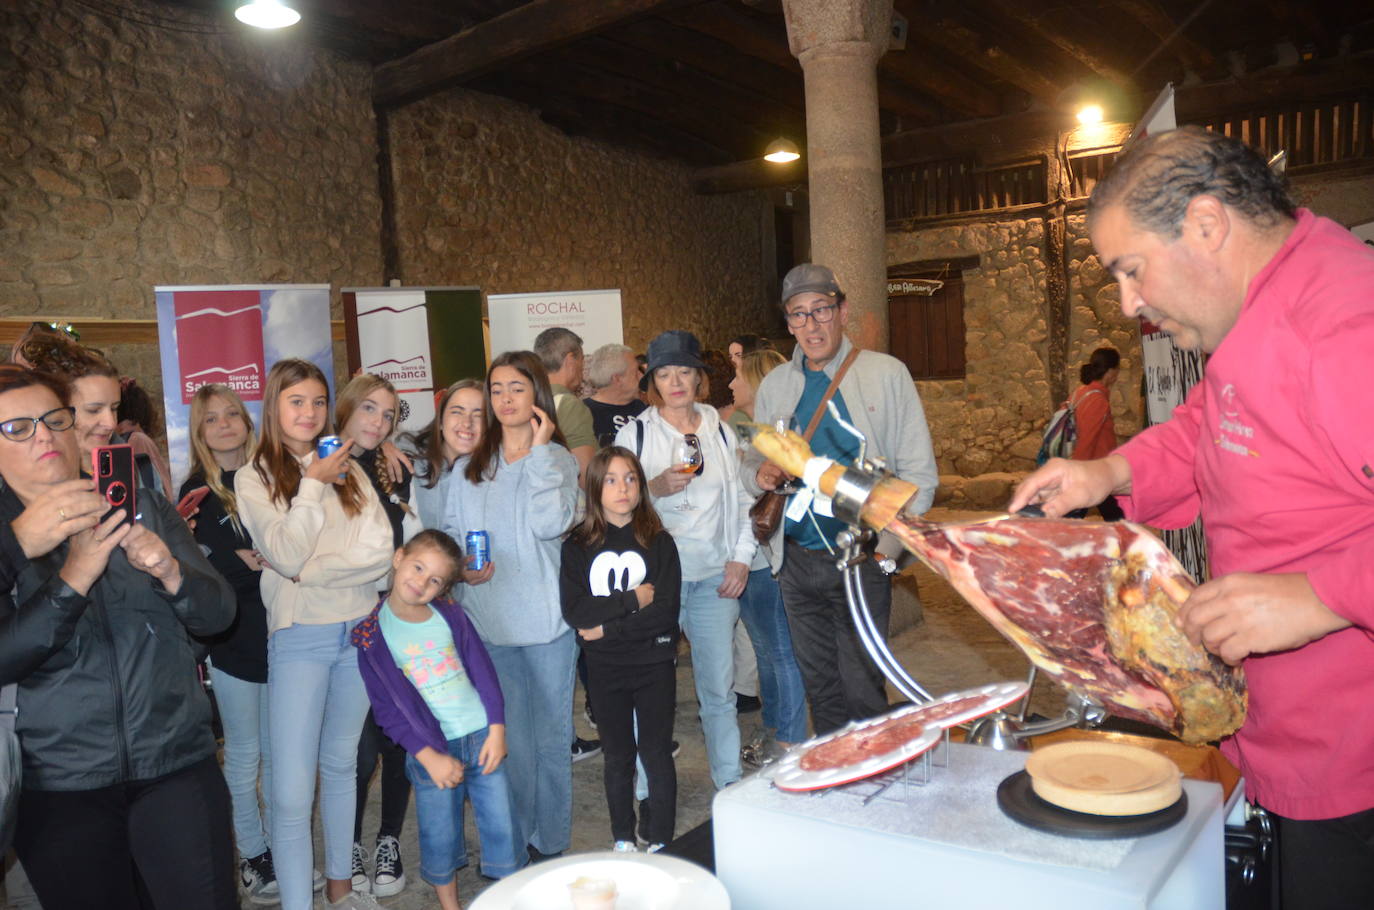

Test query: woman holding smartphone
[442,351,579,861]
[615,331,754,791]
[235,359,394,910]
[0,365,237,908]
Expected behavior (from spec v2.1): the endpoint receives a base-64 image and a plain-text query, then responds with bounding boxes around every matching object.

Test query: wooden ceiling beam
[1110,0,1215,76]
[894,3,1064,105]
[879,45,1000,118]
[692,157,805,194]
[373,0,697,109]
[500,56,771,160]
[982,0,1137,90]
[611,19,807,114]
[665,2,941,123]
[558,37,807,141]
[881,55,1374,167]
[473,72,735,165]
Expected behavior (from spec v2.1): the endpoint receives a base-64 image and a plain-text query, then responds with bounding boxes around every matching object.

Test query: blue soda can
[316,435,343,459]
[465,530,490,571]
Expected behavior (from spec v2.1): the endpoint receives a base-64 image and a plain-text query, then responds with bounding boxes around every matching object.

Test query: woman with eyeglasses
[0,365,237,908]
[615,330,754,793]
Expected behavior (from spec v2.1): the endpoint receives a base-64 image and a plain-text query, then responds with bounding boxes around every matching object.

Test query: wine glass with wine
[674,433,704,512]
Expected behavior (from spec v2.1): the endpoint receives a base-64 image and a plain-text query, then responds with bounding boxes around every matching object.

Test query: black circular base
[996,770,1188,840]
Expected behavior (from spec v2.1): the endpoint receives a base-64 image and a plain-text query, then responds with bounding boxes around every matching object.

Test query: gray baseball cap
[781,263,843,303]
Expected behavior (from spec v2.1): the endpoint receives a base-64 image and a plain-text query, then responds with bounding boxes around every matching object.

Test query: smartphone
[92,444,137,528]
[176,485,210,520]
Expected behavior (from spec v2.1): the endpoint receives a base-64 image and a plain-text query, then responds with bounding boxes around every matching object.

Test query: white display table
[713,742,1223,910]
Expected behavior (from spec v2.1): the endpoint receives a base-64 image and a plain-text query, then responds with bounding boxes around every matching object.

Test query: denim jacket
[352,597,505,757]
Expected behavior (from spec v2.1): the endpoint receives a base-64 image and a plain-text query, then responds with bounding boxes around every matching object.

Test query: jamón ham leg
[751,428,1247,744]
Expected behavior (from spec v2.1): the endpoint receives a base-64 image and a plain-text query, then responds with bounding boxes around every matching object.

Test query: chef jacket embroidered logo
[589,551,648,596]
[1214,383,1259,458]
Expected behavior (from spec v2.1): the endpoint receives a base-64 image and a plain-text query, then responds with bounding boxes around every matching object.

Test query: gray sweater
[743,334,939,572]
[442,443,579,646]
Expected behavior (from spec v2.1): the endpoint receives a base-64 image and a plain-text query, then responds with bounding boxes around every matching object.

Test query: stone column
[782,0,892,352]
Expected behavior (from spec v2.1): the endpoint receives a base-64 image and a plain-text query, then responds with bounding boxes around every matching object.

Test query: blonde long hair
[335,373,410,514]
[188,383,256,534]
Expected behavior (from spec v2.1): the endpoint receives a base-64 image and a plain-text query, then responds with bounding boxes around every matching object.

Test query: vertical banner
[1123,85,1209,581]
[156,284,333,490]
[486,289,623,360]
[342,286,485,438]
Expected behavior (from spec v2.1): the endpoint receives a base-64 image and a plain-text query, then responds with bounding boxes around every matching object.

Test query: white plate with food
[469,851,730,910]
[770,681,1030,792]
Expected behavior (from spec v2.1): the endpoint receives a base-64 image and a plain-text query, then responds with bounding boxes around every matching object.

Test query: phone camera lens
[106,481,127,506]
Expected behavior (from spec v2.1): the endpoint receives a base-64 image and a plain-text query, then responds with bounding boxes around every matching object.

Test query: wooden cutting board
[1025,740,1182,816]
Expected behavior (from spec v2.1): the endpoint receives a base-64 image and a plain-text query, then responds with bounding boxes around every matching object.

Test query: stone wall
[886,214,1140,502]
[387,89,779,352]
[1,0,384,317]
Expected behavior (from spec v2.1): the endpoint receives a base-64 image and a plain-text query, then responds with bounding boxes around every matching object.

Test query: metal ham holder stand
[813,403,1107,753]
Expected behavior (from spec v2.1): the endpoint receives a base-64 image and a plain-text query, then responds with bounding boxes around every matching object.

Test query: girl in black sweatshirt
[559,446,681,852]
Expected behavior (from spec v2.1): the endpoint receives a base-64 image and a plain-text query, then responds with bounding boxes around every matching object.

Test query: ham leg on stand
[751,427,1246,745]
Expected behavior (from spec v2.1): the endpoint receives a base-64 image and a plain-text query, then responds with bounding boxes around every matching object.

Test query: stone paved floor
[260,509,1070,908]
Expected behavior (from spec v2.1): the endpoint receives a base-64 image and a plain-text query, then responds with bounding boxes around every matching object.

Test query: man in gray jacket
[743,264,937,736]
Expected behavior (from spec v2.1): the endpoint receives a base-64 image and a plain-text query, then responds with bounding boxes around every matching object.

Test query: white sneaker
[372,834,406,897]
[350,842,370,893]
[647,843,666,854]
[612,840,639,853]
[312,868,326,893]
[326,891,385,910]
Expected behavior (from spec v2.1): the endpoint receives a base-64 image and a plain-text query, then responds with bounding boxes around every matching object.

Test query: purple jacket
[352,597,505,758]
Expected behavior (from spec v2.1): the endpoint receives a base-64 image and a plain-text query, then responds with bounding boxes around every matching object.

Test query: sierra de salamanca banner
[156,284,334,490]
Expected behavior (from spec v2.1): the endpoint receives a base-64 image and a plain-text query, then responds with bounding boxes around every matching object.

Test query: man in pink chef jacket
[1011,125,1374,910]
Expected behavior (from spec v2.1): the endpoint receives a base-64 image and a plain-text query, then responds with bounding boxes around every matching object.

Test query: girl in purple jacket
[352,530,523,909]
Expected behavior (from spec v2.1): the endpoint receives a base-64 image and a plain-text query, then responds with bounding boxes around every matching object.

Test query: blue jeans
[208,663,272,860]
[484,631,576,855]
[267,621,371,910]
[737,568,809,744]
[405,728,523,883]
[679,574,741,788]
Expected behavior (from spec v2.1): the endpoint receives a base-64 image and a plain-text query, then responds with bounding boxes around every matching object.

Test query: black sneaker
[372,834,406,897]
[670,740,681,759]
[583,699,597,730]
[572,736,602,762]
[736,693,762,713]
[350,841,370,894]
[240,850,280,906]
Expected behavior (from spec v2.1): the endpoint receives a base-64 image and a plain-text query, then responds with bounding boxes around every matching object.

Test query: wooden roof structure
[147,0,1374,175]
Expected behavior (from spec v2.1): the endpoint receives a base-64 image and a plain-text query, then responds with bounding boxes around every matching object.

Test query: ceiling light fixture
[763,138,801,164]
[235,0,301,29]
[1076,104,1104,126]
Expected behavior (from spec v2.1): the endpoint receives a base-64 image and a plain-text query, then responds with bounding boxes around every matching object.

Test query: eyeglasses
[784,303,840,328]
[0,407,76,442]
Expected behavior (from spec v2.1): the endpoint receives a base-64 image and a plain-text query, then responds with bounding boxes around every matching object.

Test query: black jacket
[559,523,681,666]
[181,469,268,683]
[0,483,234,791]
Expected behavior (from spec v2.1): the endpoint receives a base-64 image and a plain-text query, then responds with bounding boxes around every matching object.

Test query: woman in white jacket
[615,331,754,789]
[236,359,393,910]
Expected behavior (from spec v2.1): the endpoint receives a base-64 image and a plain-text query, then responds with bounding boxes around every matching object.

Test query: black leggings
[14,755,236,910]
[354,708,411,843]
[587,659,677,845]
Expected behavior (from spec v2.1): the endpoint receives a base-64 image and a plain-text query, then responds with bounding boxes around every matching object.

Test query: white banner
[487,289,623,359]
[349,289,435,438]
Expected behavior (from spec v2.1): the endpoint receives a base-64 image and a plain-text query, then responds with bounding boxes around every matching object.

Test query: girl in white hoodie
[236,359,393,910]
